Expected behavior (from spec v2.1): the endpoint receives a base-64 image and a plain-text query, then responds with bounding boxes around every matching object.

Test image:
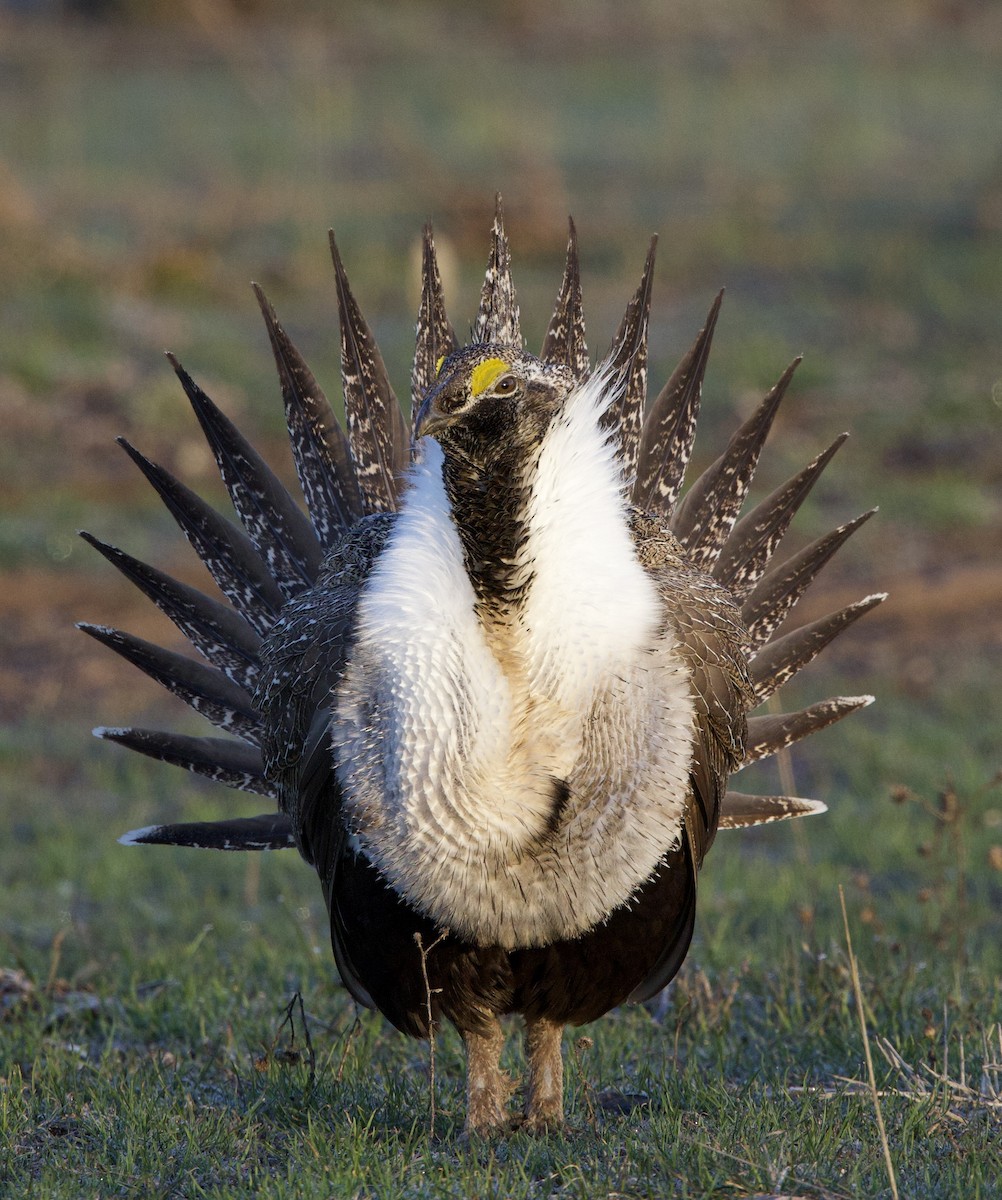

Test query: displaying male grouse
[81,201,885,1132]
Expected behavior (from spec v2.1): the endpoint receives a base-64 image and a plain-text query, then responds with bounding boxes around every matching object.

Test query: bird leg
[524,1015,564,1130]
[463,1018,514,1134]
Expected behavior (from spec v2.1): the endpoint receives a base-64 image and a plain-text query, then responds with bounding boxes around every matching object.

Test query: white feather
[333,377,696,949]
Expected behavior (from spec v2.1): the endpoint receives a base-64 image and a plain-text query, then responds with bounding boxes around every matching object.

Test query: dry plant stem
[414,930,448,1137]
[524,1015,565,1129]
[463,1019,514,1134]
[839,885,900,1200]
[273,991,316,1086]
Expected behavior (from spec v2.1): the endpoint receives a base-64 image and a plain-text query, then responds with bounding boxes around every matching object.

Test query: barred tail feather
[77,532,261,691]
[672,358,800,570]
[633,290,722,517]
[115,438,286,636]
[78,623,263,746]
[742,696,875,767]
[94,727,274,797]
[253,282,363,545]
[120,813,294,851]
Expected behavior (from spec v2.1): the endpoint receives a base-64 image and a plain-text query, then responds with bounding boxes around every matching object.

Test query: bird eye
[493,375,518,395]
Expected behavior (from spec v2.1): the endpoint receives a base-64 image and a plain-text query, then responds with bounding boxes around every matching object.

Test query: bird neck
[440,442,539,619]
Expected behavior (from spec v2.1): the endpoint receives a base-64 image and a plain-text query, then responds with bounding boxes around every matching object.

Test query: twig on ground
[414,929,448,1137]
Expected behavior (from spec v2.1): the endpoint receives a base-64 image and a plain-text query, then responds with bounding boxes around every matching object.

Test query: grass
[2,3,1001,1196]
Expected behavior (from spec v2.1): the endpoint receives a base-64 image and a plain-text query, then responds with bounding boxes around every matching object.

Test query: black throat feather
[440,437,540,620]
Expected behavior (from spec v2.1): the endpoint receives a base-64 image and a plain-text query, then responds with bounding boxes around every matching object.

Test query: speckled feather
[114,438,286,636]
[748,593,887,703]
[411,225,459,429]
[473,197,521,348]
[713,433,849,599]
[600,237,656,483]
[330,232,410,514]
[740,509,879,648]
[540,219,589,379]
[78,531,261,691]
[633,291,721,518]
[743,695,874,765]
[672,359,800,570]
[121,812,294,850]
[79,622,263,745]
[169,355,323,597]
[254,283,363,544]
[95,726,273,796]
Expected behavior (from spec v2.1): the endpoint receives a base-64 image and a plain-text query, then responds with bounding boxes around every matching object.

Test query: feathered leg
[524,1015,564,1130]
[463,1020,514,1134]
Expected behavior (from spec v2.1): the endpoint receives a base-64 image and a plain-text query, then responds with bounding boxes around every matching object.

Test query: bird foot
[464,1069,516,1136]
[520,1107,565,1135]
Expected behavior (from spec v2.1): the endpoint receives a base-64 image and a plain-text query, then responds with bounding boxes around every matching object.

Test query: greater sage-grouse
[82,202,885,1133]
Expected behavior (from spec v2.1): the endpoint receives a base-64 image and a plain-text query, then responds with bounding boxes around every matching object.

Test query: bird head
[415,346,576,468]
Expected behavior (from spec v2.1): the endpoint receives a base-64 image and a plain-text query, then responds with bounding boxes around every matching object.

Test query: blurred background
[1,0,999,977]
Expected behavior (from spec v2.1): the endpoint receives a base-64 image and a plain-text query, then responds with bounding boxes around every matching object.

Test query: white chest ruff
[332,388,697,949]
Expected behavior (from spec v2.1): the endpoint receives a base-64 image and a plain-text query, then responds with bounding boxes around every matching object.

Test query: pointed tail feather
[411,224,459,428]
[633,290,722,518]
[120,812,295,851]
[95,727,274,797]
[749,593,888,702]
[116,438,286,637]
[78,532,261,691]
[601,235,656,483]
[473,194,521,347]
[541,217,589,379]
[329,231,409,514]
[168,354,322,595]
[672,359,800,571]
[253,283,363,545]
[742,696,874,766]
[741,509,878,648]
[718,792,828,829]
[713,433,849,599]
[79,623,263,746]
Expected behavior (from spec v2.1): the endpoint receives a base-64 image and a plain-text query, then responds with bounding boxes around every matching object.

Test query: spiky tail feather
[83,207,883,851]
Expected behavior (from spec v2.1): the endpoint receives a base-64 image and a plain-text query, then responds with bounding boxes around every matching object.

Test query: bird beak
[414,388,458,441]
[413,398,442,441]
